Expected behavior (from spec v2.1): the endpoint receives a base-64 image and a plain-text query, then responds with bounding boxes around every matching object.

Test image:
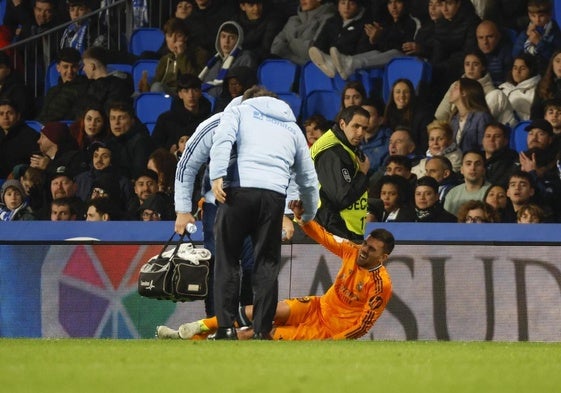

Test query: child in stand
[0,179,34,221]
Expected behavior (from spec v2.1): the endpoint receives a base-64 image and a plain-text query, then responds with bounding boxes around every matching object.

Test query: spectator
[329,0,421,80]
[412,120,462,178]
[81,46,134,109]
[87,171,129,216]
[482,122,519,189]
[142,18,208,95]
[138,191,176,221]
[85,196,119,221]
[0,179,35,221]
[0,98,39,179]
[499,54,540,121]
[544,98,561,135]
[68,99,109,153]
[50,196,79,221]
[413,175,457,222]
[424,155,461,204]
[30,121,85,178]
[302,114,330,147]
[152,74,212,152]
[401,0,441,59]
[125,169,159,219]
[484,184,508,220]
[307,0,370,78]
[383,154,417,192]
[174,0,194,20]
[214,66,258,113]
[435,50,515,126]
[59,0,101,54]
[0,51,34,120]
[444,150,491,215]
[457,199,500,223]
[234,0,284,63]
[185,0,235,54]
[530,49,561,119]
[360,97,392,175]
[517,202,545,223]
[310,105,370,242]
[503,170,539,222]
[448,78,494,152]
[368,174,415,222]
[198,21,257,98]
[36,47,89,123]
[476,20,513,87]
[74,141,133,209]
[430,0,480,100]
[512,0,561,75]
[104,101,154,179]
[270,0,336,66]
[384,78,433,154]
[147,148,178,196]
[340,80,367,109]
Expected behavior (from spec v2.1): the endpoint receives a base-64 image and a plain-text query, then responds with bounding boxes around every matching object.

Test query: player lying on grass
[157,200,395,340]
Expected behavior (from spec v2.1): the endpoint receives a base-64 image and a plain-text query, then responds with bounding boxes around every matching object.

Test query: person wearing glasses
[456,199,500,223]
[138,192,175,221]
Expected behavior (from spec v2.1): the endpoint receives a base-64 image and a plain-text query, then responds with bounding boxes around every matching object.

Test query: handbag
[138,232,211,302]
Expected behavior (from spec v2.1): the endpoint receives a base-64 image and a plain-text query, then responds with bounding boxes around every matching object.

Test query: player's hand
[175,212,195,235]
[212,178,226,203]
[282,215,295,241]
[288,200,304,221]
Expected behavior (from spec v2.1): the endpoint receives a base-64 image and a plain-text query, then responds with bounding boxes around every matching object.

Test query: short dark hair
[163,17,190,36]
[107,101,135,117]
[462,149,486,165]
[368,228,395,254]
[57,47,81,64]
[485,121,510,139]
[177,73,202,90]
[220,22,239,36]
[87,197,119,220]
[0,98,19,113]
[338,105,370,124]
[83,46,109,67]
[386,155,412,171]
[362,97,385,117]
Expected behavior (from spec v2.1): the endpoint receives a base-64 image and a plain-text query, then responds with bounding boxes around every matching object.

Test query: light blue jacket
[209,96,319,222]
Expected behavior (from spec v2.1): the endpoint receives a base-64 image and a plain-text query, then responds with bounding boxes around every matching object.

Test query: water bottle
[186,223,197,234]
[281,229,287,240]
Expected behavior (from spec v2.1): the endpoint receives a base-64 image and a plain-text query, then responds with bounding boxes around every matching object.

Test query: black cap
[524,119,553,136]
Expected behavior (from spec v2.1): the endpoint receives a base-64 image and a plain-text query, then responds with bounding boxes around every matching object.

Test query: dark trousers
[213,188,285,334]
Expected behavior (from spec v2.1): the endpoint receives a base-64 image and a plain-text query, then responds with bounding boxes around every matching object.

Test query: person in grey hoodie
[198,21,257,98]
[270,0,336,65]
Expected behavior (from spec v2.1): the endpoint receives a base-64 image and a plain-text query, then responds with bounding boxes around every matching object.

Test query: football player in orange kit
[156,200,394,340]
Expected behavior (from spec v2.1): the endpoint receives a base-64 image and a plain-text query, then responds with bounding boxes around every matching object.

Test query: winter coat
[499,75,540,121]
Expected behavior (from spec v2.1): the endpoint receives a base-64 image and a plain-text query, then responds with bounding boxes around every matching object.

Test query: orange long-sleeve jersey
[301,220,392,339]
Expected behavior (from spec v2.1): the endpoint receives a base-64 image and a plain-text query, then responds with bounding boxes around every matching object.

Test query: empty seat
[277,92,302,119]
[129,28,165,56]
[301,90,340,121]
[107,63,133,74]
[257,59,299,93]
[134,93,172,135]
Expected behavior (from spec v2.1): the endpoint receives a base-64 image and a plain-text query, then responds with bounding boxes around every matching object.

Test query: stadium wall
[0,222,560,341]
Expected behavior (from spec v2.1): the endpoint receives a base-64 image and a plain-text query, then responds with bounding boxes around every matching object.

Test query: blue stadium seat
[132,59,159,92]
[202,92,216,112]
[357,67,384,98]
[382,56,432,103]
[301,90,340,121]
[129,28,165,56]
[299,61,334,97]
[258,59,299,93]
[107,63,133,74]
[44,61,59,93]
[25,120,43,132]
[134,93,172,135]
[510,120,530,152]
[277,92,302,119]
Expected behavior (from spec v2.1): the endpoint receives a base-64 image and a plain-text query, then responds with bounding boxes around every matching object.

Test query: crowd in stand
[0,0,561,225]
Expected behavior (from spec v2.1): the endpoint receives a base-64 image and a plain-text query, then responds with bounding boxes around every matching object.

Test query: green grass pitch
[1,339,560,392]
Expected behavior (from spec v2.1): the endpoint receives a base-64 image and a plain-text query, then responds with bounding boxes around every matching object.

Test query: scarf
[199,47,241,92]
[60,21,89,54]
[524,21,553,55]
[426,142,459,158]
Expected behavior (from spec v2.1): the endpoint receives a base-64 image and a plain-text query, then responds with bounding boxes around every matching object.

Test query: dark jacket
[385,103,434,155]
[234,9,283,62]
[151,96,212,150]
[414,202,457,222]
[0,121,39,178]
[74,166,134,210]
[37,75,90,122]
[0,73,35,119]
[105,122,154,179]
[530,78,561,119]
[312,8,371,55]
[214,66,257,113]
[137,191,175,221]
[374,13,420,53]
[85,72,134,109]
[185,1,235,53]
[485,147,519,189]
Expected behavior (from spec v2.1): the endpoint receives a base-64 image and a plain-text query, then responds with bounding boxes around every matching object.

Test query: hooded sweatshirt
[198,21,257,98]
[209,96,319,222]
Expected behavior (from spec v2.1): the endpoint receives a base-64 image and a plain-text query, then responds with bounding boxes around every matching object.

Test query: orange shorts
[272,296,332,340]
